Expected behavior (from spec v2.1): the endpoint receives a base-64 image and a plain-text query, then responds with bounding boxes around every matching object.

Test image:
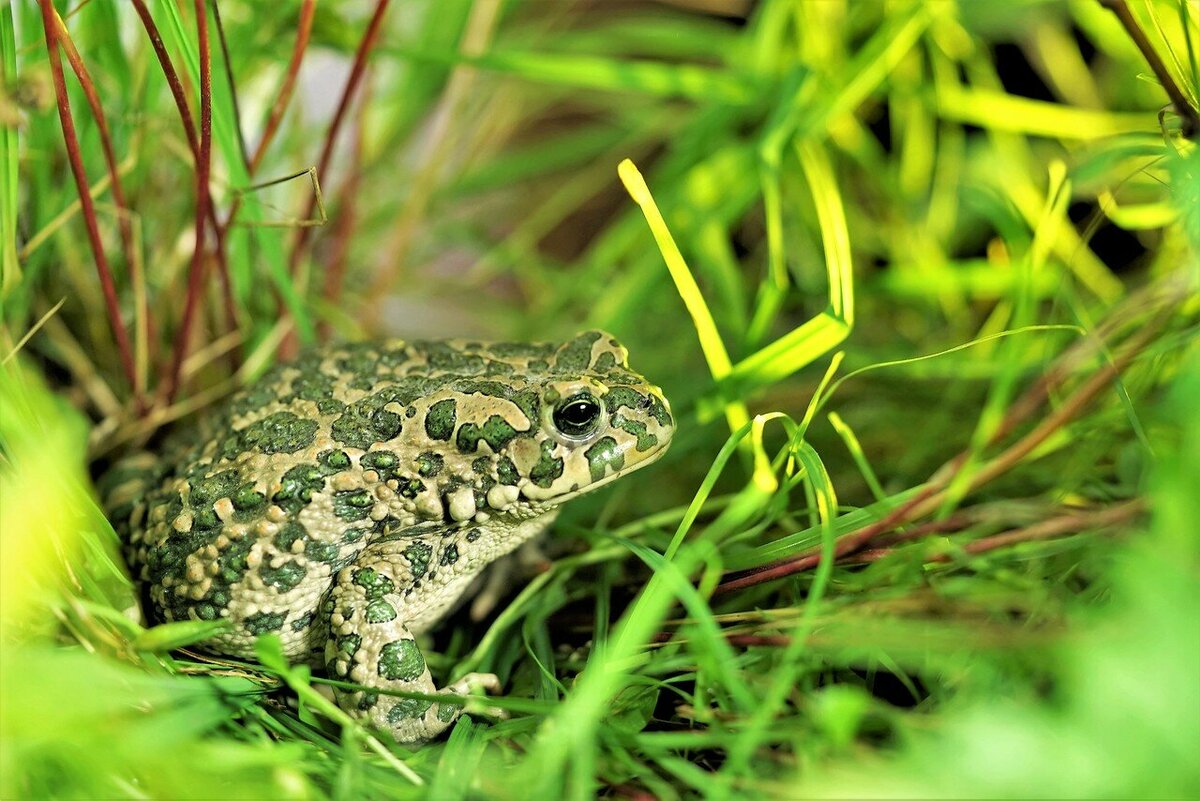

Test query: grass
[1,0,1199,798]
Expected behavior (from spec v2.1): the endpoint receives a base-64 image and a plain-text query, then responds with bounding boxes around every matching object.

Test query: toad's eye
[552,393,603,438]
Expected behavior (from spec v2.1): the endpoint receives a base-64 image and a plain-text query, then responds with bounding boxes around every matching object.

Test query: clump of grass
[2,1,1198,798]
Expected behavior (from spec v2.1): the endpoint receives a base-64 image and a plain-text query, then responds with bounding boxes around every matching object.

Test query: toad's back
[103,332,674,703]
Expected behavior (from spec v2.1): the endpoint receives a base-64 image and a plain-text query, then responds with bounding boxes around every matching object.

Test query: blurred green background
[1,0,1198,798]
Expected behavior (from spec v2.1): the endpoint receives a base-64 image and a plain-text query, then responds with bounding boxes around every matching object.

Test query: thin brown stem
[1100,0,1199,138]
[208,0,250,173]
[51,9,150,398]
[714,485,939,596]
[52,12,137,281]
[39,0,139,403]
[248,0,316,175]
[287,0,389,280]
[848,500,1143,564]
[319,84,368,339]
[166,0,213,403]
[132,0,238,380]
[131,0,197,154]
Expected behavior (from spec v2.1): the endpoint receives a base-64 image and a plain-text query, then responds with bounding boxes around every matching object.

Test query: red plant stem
[713,485,940,596]
[132,0,238,377]
[221,0,315,245]
[847,500,1143,565]
[319,86,368,337]
[52,12,138,283]
[209,0,250,173]
[166,0,213,403]
[287,0,390,278]
[248,0,316,175]
[1100,0,1199,138]
[39,0,139,401]
[130,0,197,153]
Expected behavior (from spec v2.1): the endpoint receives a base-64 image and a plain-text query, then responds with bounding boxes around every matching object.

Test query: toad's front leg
[323,537,498,743]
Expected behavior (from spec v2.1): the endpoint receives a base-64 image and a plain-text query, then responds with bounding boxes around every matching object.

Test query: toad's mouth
[519,435,673,510]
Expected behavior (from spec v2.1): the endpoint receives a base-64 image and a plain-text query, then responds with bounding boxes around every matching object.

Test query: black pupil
[556,397,600,434]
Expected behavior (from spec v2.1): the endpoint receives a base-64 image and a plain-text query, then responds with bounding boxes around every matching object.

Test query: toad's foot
[324,541,502,743]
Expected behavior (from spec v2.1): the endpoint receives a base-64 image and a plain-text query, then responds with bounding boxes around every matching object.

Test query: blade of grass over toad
[618,158,750,436]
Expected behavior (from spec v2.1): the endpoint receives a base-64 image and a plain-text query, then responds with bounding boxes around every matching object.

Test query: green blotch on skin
[456,414,518,453]
[397,478,424,499]
[440,544,459,566]
[289,369,335,401]
[357,692,379,711]
[273,465,325,513]
[337,348,379,378]
[305,540,340,563]
[405,542,432,580]
[554,330,602,373]
[290,610,316,631]
[333,489,373,521]
[648,395,672,427]
[337,633,361,658]
[321,449,352,470]
[196,603,217,620]
[605,386,671,427]
[240,411,319,454]
[388,697,433,723]
[378,639,425,681]
[593,351,618,371]
[496,456,520,486]
[530,440,564,488]
[316,398,346,415]
[232,483,266,510]
[353,567,395,598]
[436,701,461,722]
[604,387,646,415]
[245,610,287,635]
[366,600,397,623]
[230,378,281,418]
[612,413,658,452]
[585,436,625,482]
[417,452,444,477]
[189,470,241,506]
[361,450,403,482]
[362,450,398,469]
[425,399,457,441]
[273,523,310,554]
[331,388,407,449]
[261,560,306,592]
